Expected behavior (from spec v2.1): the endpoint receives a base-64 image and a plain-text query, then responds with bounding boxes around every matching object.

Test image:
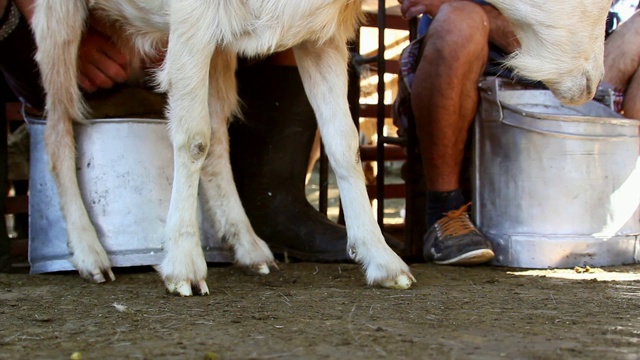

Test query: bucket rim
[25,117,168,126]
[480,77,640,127]
[499,101,640,127]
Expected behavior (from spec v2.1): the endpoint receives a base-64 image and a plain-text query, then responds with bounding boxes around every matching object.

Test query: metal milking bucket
[26,89,230,274]
[473,77,640,268]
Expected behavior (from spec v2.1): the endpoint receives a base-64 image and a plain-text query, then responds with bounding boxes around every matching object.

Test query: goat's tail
[33,0,88,124]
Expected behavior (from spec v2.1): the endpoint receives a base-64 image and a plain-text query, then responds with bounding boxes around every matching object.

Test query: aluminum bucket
[473,77,640,268]
[27,117,231,274]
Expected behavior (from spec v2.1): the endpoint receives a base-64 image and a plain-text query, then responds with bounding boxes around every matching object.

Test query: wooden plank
[10,238,28,258]
[366,183,405,199]
[5,102,22,122]
[384,60,400,75]
[5,196,29,215]
[355,59,400,75]
[359,103,393,118]
[360,144,406,161]
[363,13,409,31]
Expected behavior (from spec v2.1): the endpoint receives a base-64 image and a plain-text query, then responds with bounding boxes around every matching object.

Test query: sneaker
[423,203,495,265]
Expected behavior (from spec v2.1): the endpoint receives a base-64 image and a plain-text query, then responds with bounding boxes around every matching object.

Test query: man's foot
[423,204,494,265]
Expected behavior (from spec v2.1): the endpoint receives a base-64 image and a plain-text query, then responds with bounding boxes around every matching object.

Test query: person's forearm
[0,0,19,42]
[0,2,45,110]
[13,0,34,23]
[0,0,35,43]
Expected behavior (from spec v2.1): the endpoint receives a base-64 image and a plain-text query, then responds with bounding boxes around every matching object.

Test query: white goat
[31,0,609,296]
[487,0,611,105]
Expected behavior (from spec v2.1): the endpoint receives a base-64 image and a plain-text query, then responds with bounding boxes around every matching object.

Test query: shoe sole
[434,249,495,266]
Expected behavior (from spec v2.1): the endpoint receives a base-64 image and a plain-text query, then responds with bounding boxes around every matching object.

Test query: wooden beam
[360,144,406,161]
[6,196,29,215]
[359,103,393,119]
[367,183,406,199]
[362,13,409,31]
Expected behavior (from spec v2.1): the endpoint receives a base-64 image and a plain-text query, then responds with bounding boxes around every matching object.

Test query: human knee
[434,2,489,33]
[427,2,490,59]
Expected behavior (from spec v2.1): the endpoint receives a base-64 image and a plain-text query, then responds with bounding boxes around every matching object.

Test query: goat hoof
[72,242,114,283]
[256,263,270,275]
[253,263,271,275]
[91,272,106,283]
[165,279,209,296]
[80,267,116,284]
[105,268,116,282]
[242,261,277,276]
[197,279,210,295]
[378,272,416,290]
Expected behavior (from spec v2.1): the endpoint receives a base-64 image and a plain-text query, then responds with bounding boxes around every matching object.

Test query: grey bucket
[27,116,231,274]
[473,77,640,269]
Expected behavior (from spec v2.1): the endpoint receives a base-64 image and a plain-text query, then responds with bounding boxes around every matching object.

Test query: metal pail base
[29,248,231,275]
[490,233,639,268]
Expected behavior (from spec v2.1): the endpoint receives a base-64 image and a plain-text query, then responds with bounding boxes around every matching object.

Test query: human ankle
[426,189,466,228]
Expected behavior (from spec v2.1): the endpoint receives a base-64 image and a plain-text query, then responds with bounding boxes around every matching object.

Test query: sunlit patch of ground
[508,266,640,281]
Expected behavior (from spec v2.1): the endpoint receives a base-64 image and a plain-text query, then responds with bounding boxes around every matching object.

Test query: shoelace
[436,202,478,238]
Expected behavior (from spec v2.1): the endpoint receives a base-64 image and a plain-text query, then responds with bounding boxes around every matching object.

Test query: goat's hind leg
[293,39,414,289]
[199,51,276,275]
[32,0,114,282]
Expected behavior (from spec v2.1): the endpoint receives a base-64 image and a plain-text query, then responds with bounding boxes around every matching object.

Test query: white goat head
[488,0,611,105]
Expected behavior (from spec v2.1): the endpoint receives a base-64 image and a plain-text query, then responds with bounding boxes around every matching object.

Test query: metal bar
[0,101,10,269]
[379,135,407,146]
[376,0,386,227]
[318,143,329,215]
[405,16,423,258]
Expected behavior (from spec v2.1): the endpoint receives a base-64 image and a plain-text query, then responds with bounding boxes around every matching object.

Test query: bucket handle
[498,101,639,140]
[22,103,168,126]
[21,103,46,125]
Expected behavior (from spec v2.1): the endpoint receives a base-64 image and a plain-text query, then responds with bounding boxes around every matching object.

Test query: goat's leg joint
[190,140,208,161]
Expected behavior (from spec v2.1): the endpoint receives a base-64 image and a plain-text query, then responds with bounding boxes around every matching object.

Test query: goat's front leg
[156,17,214,296]
[33,0,114,283]
[293,40,415,289]
[199,50,276,274]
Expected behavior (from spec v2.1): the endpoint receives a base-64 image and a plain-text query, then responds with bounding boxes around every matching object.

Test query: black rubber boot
[229,64,350,262]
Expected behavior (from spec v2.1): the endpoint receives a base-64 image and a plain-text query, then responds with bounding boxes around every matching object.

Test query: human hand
[77,26,130,93]
[397,0,451,19]
[12,1,129,92]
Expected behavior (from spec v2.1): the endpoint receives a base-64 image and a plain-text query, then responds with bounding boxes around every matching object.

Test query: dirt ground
[1,262,640,360]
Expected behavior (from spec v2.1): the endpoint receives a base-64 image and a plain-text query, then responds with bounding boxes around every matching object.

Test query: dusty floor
[1,262,640,359]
